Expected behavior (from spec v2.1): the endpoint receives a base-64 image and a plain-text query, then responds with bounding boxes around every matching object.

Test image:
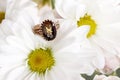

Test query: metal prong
[55,21,60,29]
[33,24,43,35]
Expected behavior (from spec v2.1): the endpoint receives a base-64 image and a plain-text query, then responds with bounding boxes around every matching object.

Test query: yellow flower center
[0,12,5,23]
[77,14,97,38]
[27,48,55,74]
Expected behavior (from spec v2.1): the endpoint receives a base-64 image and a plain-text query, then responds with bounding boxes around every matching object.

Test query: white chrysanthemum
[0,14,94,80]
[0,0,14,44]
[0,0,38,44]
[0,0,11,40]
[0,3,99,80]
[93,75,120,80]
[0,0,37,23]
[55,0,120,70]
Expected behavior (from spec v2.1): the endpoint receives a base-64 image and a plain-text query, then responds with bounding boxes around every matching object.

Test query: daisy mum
[0,0,37,23]
[0,16,89,80]
[93,75,120,80]
[0,0,12,39]
[0,0,38,44]
[0,3,98,79]
[55,0,120,71]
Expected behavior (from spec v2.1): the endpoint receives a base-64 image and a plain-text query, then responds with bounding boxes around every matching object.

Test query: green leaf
[81,71,102,80]
[51,0,55,9]
[116,68,120,77]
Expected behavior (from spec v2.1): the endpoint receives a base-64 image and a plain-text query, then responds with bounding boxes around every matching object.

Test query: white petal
[55,0,85,20]
[2,66,27,80]
[34,74,41,80]
[92,36,118,55]
[0,28,6,41]
[73,75,85,80]
[93,75,106,80]
[60,25,89,46]
[21,29,35,50]
[76,4,87,20]
[17,68,31,80]
[23,72,37,80]
[50,66,69,80]
[45,70,56,80]
[53,25,89,52]
[34,35,47,48]
[55,19,77,41]
[52,35,77,53]
[93,23,120,56]
[5,36,30,54]
[15,12,35,28]
[92,52,105,69]
[5,0,37,20]
[0,20,13,37]
[96,0,120,25]
[39,6,55,22]
[47,19,77,48]
[55,0,72,19]
[0,54,26,67]
[0,63,25,80]
[97,23,120,44]
[0,0,7,11]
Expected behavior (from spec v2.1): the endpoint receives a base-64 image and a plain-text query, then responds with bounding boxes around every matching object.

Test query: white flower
[55,0,120,70]
[0,0,37,23]
[0,15,87,80]
[0,0,13,44]
[0,0,38,44]
[33,5,101,75]
[0,4,98,80]
[93,75,120,80]
[101,54,120,74]
[0,0,10,37]
[55,0,86,21]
